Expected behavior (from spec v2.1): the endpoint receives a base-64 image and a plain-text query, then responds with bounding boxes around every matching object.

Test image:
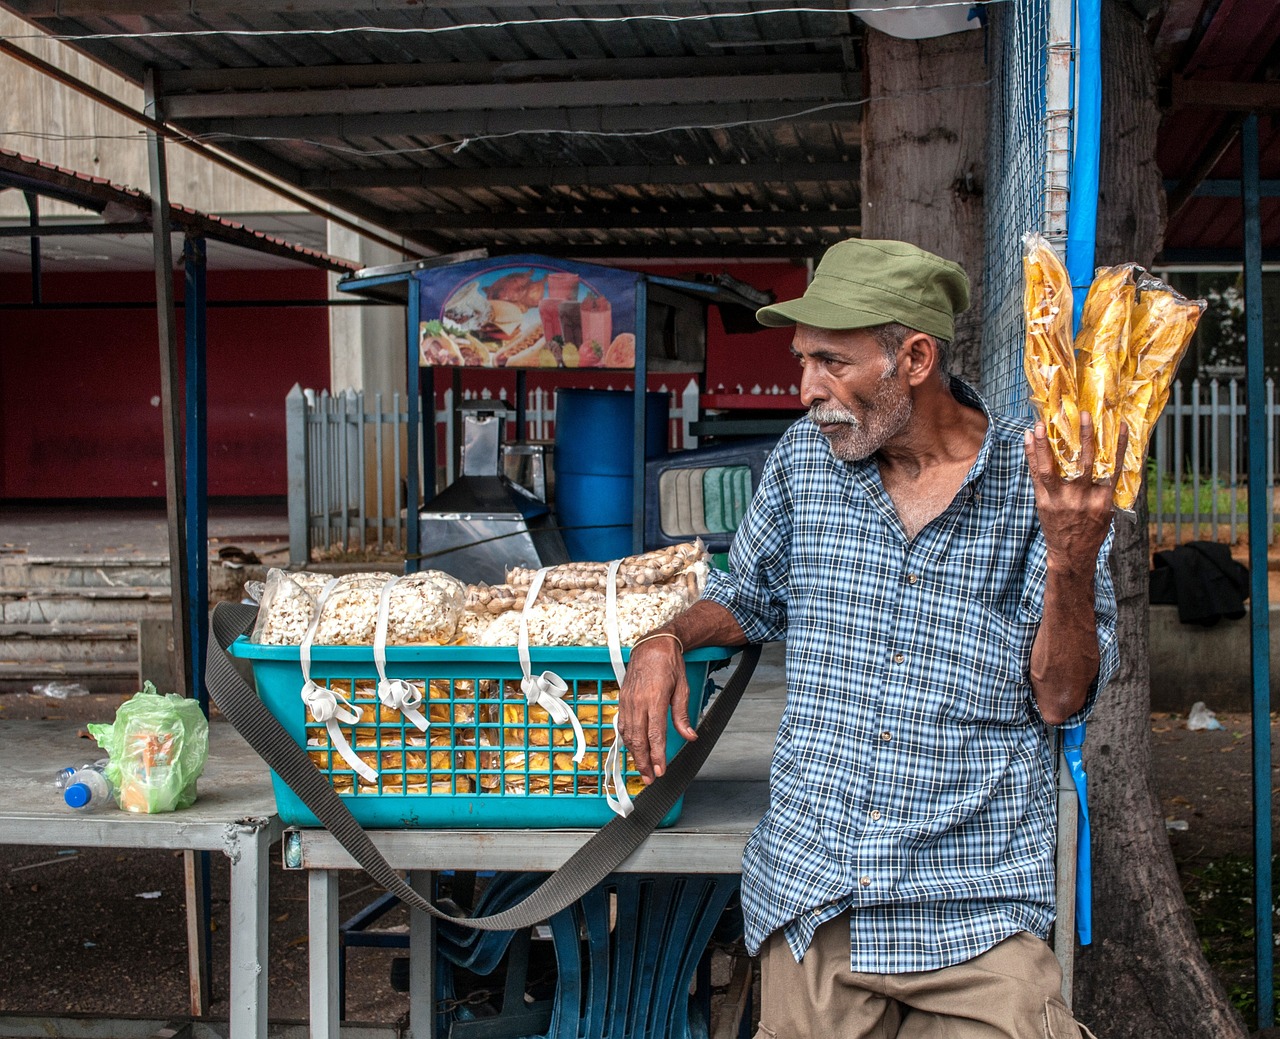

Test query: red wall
[641,260,810,394]
[0,268,330,499]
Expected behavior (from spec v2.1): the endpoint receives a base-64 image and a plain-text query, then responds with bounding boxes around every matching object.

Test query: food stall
[336,252,767,573]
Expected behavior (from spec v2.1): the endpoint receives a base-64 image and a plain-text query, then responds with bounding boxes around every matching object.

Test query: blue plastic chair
[435,871,741,1039]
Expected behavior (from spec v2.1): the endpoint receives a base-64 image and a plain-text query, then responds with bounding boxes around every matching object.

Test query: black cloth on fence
[1149,540,1250,626]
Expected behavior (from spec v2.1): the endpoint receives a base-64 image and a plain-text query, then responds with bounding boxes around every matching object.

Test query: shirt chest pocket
[936,600,1039,725]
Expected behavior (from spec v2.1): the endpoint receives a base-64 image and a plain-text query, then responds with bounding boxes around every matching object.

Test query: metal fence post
[286,383,310,566]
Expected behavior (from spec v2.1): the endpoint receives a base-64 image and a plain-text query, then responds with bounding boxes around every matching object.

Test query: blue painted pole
[406,279,422,572]
[1241,111,1274,1030]
[1065,0,1101,328]
[633,278,648,555]
[182,234,209,714]
[181,233,214,1000]
[1062,0,1102,951]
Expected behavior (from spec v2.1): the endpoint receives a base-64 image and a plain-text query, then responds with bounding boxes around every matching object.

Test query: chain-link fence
[981,0,1074,416]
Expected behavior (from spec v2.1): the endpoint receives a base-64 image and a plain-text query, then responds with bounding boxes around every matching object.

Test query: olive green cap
[756,238,970,341]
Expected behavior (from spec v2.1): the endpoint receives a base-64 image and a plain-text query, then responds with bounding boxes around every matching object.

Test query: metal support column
[309,870,341,1039]
[182,234,214,1005]
[23,191,40,305]
[183,234,209,713]
[143,68,193,698]
[632,278,649,554]
[409,870,436,1039]
[1241,111,1274,1031]
[145,67,206,1018]
[406,281,422,570]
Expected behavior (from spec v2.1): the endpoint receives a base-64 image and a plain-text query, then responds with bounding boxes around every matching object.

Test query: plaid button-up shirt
[701,379,1118,972]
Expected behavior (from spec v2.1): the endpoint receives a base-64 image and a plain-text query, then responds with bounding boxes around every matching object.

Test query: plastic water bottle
[54,758,109,790]
[63,763,115,811]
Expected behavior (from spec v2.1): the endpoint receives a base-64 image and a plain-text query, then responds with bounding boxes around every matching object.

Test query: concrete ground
[0,500,292,565]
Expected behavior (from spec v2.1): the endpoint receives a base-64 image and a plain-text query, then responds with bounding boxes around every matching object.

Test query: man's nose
[799,364,827,408]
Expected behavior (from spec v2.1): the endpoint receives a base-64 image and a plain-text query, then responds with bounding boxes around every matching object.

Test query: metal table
[0,720,282,1039]
[291,649,787,1039]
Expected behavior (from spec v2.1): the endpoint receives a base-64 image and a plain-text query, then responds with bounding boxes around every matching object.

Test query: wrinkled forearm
[1030,555,1101,726]
[658,599,749,652]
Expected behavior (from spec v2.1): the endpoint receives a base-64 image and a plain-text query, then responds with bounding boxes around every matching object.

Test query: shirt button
[880,731,892,742]
[892,652,905,664]
[860,876,872,887]
[906,573,919,585]
[870,810,882,821]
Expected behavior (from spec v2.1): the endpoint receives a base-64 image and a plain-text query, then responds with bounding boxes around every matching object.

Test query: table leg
[309,870,340,1039]
[227,821,271,1039]
[409,870,435,1039]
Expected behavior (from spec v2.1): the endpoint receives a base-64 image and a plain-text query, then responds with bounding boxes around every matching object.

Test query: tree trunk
[1071,4,1248,1037]
[861,25,987,383]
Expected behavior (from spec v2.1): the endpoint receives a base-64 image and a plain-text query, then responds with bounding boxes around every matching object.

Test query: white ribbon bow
[373,575,428,733]
[602,557,634,818]
[300,577,377,785]
[518,568,586,765]
[521,670,587,764]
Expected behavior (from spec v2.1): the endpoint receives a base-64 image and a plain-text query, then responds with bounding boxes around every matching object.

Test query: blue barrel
[554,389,668,560]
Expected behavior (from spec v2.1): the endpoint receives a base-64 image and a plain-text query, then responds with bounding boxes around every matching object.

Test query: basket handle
[207,600,760,931]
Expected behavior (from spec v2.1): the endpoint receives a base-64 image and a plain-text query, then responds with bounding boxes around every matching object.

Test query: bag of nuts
[251,568,466,646]
[458,541,709,647]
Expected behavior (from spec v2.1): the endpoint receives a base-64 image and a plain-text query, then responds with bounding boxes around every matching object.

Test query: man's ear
[899,333,938,386]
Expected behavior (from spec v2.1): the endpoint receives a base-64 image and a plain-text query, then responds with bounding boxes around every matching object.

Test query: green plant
[1182,853,1280,1017]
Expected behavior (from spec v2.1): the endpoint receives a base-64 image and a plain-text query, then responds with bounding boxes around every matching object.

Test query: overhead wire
[2,1,1007,44]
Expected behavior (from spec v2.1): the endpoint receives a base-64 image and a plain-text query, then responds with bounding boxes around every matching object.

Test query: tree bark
[861,25,987,383]
[1071,4,1248,1037]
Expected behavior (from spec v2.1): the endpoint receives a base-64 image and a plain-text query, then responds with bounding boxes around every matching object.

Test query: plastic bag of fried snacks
[1022,233,1082,478]
[1113,278,1204,512]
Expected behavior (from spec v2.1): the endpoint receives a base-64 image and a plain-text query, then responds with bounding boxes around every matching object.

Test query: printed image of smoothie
[558,298,583,349]
[540,270,581,344]
[546,271,580,301]
[580,295,612,360]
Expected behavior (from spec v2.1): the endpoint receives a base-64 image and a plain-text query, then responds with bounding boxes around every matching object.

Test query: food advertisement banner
[416,255,640,369]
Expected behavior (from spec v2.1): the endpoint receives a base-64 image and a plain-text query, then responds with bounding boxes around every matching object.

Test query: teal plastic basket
[228,638,734,829]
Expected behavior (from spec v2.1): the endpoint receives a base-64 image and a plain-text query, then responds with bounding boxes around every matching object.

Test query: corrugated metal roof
[8,1,1278,264]
[1153,0,1280,260]
[0,1,865,260]
[0,146,359,271]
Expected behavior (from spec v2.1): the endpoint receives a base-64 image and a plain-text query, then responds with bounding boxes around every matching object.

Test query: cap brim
[755,296,900,330]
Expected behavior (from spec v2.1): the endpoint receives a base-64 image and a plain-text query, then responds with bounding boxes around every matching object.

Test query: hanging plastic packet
[1022,233,1082,479]
[1113,278,1205,513]
[1074,263,1139,481]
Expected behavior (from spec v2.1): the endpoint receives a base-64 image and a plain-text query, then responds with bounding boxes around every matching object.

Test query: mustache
[809,405,858,426]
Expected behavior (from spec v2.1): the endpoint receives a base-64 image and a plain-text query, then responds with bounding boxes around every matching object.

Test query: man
[617,238,1119,1038]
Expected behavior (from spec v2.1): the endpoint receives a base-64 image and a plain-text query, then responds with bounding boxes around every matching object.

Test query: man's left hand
[1024,411,1127,566]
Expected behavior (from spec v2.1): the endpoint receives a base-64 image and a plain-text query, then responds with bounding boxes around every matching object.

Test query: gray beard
[809,391,912,461]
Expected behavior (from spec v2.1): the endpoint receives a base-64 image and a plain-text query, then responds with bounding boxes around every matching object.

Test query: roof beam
[183,99,861,140]
[164,73,850,120]
[14,0,834,13]
[1171,77,1280,110]
[0,222,149,237]
[494,243,830,261]
[300,161,857,191]
[160,54,846,94]
[389,209,862,231]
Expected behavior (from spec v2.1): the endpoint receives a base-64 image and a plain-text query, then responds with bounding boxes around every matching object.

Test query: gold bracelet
[631,631,684,654]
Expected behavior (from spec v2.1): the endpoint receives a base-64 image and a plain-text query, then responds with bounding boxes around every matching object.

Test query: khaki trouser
[754,914,1095,1039]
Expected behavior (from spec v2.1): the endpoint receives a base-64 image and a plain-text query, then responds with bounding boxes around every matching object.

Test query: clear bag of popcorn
[251,568,465,646]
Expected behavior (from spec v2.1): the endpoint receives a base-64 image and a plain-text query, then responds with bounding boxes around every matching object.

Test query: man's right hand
[616,599,748,784]
[617,634,695,784]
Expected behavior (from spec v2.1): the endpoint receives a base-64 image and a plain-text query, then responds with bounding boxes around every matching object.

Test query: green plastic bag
[87,681,209,814]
